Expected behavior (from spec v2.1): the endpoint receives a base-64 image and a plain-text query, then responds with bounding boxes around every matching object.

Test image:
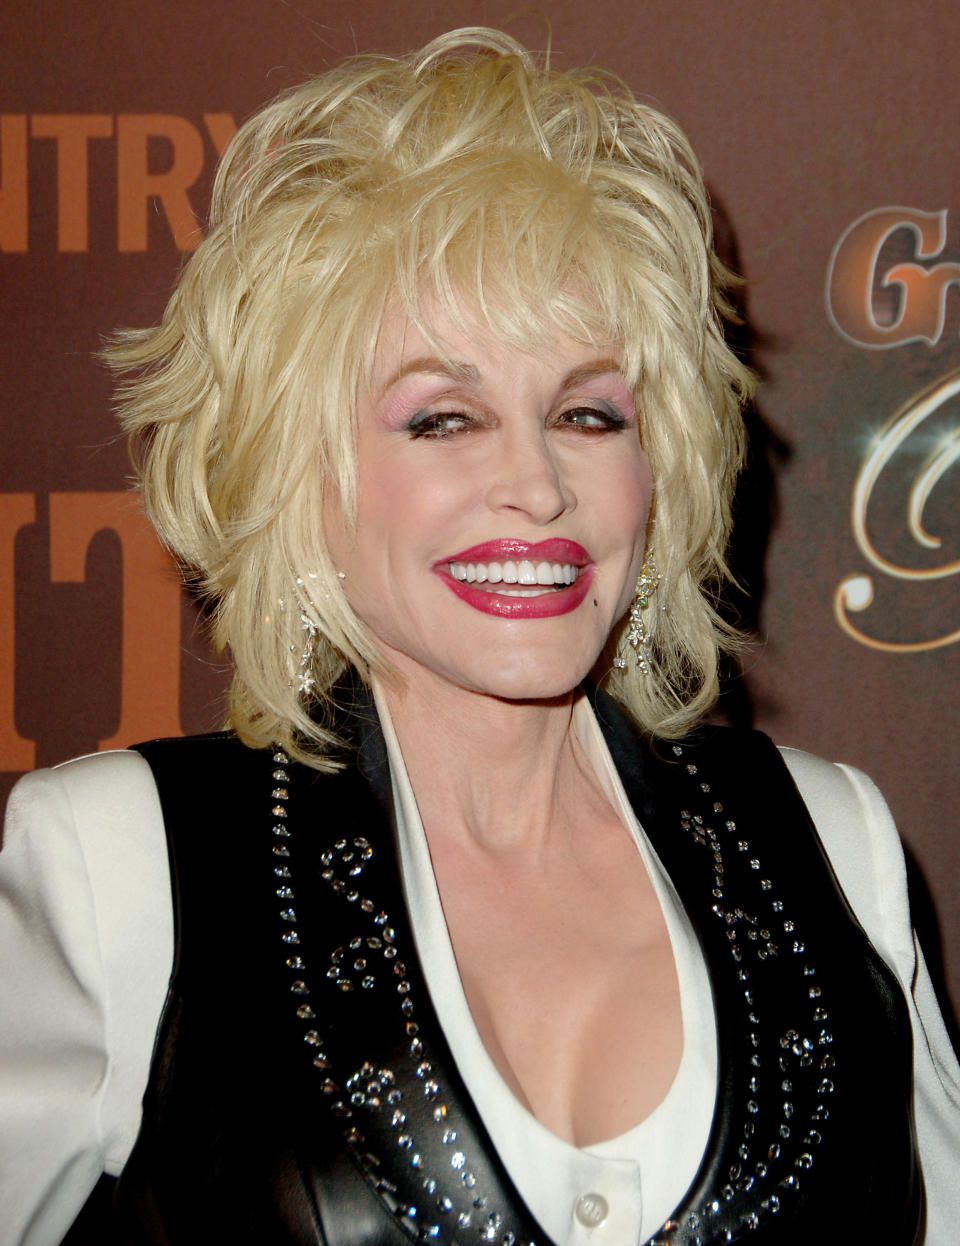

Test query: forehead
[367,298,626,395]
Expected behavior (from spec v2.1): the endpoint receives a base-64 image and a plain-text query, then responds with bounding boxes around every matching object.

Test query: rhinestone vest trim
[122,688,921,1246]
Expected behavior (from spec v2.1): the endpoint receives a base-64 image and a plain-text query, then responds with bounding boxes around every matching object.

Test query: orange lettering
[0,116,28,253]
[116,113,205,252]
[49,493,183,749]
[826,207,960,348]
[0,494,36,770]
[31,114,113,251]
[882,260,960,342]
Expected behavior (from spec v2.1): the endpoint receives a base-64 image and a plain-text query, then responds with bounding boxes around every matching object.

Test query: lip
[437,538,590,565]
[433,538,594,619]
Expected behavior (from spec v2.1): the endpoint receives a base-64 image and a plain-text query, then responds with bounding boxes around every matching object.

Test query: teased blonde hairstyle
[108,27,752,767]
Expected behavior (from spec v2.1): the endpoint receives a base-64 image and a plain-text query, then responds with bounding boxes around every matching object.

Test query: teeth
[448,559,580,588]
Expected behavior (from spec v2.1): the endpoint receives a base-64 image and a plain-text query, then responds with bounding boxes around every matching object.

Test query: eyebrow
[559,358,624,390]
[382,356,481,392]
[383,355,624,394]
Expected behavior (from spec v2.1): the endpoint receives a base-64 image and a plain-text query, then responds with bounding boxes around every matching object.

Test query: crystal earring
[613,549,660,674]
[283,571,345,694]
[281,576,323,695]
[291,610,318,694]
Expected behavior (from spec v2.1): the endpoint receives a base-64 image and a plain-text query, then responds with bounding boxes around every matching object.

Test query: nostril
[485,452,575,522]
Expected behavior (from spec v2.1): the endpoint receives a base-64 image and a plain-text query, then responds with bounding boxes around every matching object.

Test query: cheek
[321,488,351,573]
[331,450,405,570]
[611,454,653,599]
[604,450,654,535]
[637,454,655,525]
[356,453,474,552]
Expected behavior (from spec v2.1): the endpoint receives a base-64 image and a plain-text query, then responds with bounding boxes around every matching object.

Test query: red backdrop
[2,1,958,1021]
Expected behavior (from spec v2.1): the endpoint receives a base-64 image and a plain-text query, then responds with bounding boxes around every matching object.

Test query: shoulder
[131,730,268,795]
[681,729,909,961]
[9,742,160,822]
[776,745,913,977]
[5,750,165,896]
[634,715,913,980]
[778,744,893,829]
[4,748,172,987]
[8,747,157,818]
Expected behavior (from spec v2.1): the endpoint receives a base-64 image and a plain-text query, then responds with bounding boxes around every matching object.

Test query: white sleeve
[780,748,960,1246]
[0,752,172,1246]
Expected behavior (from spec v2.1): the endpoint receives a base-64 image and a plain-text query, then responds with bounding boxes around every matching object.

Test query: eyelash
[405,404,628,440]
[406,411,476,439]
[561,404,629,432]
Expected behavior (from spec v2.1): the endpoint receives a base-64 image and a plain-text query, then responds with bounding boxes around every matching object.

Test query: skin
[325,307,682,1146]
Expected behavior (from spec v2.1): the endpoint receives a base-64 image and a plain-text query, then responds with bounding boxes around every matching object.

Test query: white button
[574,1192,609,1228]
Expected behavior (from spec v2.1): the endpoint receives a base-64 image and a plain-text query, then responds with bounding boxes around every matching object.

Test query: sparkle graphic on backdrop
[827,207,959,652]
[834,370,960,653]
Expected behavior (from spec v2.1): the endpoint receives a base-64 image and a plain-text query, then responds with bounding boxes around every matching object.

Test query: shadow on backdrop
[708,191,790,732]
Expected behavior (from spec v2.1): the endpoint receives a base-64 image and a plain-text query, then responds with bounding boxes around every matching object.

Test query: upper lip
[437,538,591,566]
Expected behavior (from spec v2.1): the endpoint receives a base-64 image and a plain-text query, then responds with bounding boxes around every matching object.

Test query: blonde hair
[108,27,752,767]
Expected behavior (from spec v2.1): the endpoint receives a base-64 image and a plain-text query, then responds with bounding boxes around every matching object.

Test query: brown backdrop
[2,1,958,1023]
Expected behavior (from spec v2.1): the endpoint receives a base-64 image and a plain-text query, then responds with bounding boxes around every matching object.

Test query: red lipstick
[439,538,589,565]
[433,539,594,619]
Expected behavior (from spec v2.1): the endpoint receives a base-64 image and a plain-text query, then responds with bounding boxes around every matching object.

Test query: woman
[2,28,958,1246]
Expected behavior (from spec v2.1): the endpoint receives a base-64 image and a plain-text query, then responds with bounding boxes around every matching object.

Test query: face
[325,306,653,704]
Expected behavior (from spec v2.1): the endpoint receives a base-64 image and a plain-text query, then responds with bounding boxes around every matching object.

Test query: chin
[457,649,595,704]
[373,625,607,706]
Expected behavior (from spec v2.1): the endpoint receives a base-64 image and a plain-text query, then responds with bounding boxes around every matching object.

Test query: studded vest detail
[117,687,921,1245]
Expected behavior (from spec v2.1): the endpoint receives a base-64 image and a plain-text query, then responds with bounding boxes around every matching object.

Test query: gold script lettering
[835,368,960,651]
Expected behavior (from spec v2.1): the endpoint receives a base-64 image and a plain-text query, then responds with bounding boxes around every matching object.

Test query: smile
[435,539,593,619]
[447,560,580,592]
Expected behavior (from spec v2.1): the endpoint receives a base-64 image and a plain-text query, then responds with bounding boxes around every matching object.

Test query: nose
[484,425,576,524]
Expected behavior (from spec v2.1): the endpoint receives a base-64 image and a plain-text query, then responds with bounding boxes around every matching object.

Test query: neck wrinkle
[371,674,600,855]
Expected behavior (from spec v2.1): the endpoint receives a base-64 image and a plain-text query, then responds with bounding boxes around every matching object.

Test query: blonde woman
[2,29,958,1246]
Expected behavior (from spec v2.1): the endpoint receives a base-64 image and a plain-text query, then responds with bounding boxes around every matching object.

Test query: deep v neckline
[373,682,717,1243]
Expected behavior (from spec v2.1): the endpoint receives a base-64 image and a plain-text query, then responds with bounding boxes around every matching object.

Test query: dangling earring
[292,610,318,694]
[613,549,660,674]
[281,575,324,695]
[283,571,345,695]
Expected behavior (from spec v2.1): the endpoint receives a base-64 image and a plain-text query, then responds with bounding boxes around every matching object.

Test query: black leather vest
[116,687,921,1244]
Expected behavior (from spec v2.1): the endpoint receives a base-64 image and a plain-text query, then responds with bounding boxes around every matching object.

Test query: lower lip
[437,568,593,618]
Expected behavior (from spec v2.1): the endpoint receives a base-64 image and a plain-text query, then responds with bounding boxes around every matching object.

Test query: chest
[428,816,684,1145]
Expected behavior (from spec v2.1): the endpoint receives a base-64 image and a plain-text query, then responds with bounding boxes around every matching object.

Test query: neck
[373,667,595,855]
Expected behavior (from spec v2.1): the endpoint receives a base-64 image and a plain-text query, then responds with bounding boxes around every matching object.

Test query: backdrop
[2,0,958,1023]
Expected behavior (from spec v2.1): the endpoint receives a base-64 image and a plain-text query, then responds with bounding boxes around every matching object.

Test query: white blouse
[379,691,717,1244]
[1,703,959,1246]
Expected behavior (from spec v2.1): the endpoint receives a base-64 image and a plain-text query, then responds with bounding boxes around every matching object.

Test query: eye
[557,403,629,432]
[405,410,477,439]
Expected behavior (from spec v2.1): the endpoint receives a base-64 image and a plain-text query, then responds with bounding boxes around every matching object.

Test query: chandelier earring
[282,570,347,695]
[281,575,325,696]
[291,610,318,695]
[613,548,661,675]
